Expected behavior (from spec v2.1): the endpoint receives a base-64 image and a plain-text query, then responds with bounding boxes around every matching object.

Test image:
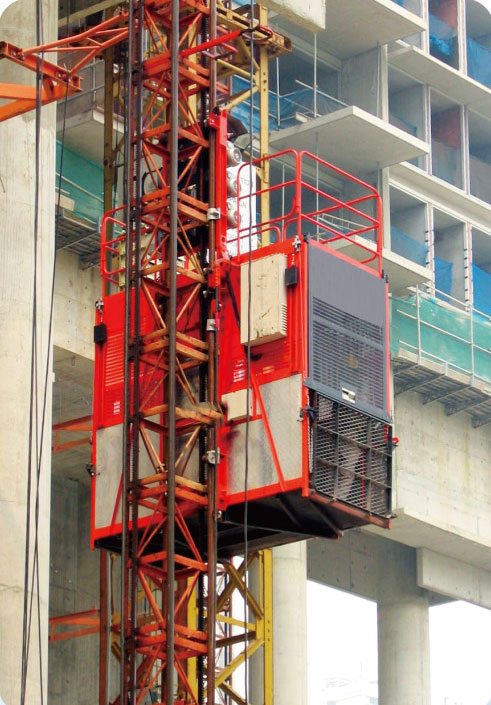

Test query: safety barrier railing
[235,149,382,274]
[392,285,491,384]
[100,206,127,287]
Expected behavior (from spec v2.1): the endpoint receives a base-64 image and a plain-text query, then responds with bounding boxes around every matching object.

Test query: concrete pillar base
[377,552,431,705]
[272,542,308,705]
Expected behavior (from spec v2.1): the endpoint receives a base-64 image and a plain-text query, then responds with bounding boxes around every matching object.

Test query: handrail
[100,206,126,286]
[235,148,382,274]
[393,285,491,384]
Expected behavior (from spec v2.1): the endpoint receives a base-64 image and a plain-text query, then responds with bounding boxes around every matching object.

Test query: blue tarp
[472,264,491,317]
[434,256,453,299]
[467,38,491,88]
[391,227,428,266]
[232,76,346,133]
[390,112,418,136]
[231,76,277,134]
[429,13,455,57]
[432,138,459,186]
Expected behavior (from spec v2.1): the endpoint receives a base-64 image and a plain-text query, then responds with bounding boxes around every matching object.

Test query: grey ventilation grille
[311,298,385,412]
[307,242,390,422]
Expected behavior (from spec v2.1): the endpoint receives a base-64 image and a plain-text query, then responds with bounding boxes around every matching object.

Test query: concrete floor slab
[270,106,428,174]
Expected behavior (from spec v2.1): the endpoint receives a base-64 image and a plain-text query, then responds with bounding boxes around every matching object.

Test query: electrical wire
[20,0,43,699]
[243,1,255,702]
[20,2,71,702]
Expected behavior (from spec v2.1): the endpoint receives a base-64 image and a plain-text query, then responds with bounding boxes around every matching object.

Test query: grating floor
[56,208,100,268]
[393,348,491,428]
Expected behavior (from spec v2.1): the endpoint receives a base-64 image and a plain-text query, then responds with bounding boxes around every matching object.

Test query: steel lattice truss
[0,2,288,703]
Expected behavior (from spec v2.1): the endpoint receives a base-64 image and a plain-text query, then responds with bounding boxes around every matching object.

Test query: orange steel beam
[0,11,129,121]
[49,608,100,643]
[0,8,278,124]
[52,415,92,454]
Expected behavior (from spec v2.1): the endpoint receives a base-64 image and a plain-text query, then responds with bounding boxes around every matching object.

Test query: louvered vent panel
[307,241,389,422]
[311,298,384,412]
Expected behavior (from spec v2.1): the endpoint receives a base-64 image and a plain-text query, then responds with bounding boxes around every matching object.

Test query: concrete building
[0,0,489,704]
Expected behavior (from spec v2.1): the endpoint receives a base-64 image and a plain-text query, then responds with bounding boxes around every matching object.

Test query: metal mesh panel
[310,392,391,518]
[307,242,389,422]
[311,298,385,412]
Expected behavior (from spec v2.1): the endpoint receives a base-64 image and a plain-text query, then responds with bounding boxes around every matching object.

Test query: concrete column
[249,542,307,705]
[0,1,56,703]
[377,546,431,705]
[273,542,308,705]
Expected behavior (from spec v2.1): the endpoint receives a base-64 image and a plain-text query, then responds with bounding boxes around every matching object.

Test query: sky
[475,0,491,11]
[307,581,491,705]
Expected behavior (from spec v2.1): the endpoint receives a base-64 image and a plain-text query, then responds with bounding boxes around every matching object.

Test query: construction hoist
[0,3,393,704]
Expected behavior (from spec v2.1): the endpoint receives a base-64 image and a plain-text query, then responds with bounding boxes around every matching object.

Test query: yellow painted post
[187,580,198,700]
[103,44,114,296]
[258,5,270,245]
[263,549,274,705]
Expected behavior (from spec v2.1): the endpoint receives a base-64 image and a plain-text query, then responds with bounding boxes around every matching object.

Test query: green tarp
[56,141,104,224]
[391,292,491,383]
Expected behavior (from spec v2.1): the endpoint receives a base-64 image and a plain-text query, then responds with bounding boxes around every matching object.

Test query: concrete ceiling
[323,0,425,59]
[270,105,428,175]
[366,508,491,571]
[388,41,491,120]
[57,108,124,167]
[390,184,426,211]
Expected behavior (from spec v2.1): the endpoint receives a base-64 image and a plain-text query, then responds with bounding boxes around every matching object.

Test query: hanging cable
[243,0,255,702]
[20,0,43,700]
[21,2,71,702]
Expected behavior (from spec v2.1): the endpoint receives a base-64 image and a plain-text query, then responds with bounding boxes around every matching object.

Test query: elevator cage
[91,148,393,553]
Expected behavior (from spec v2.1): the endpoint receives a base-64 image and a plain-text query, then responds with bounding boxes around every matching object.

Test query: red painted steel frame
[49,608,101,643]
[215,235,387,512]
[87,3,278,703]
[234,149,383,275]
[216,151,388,514]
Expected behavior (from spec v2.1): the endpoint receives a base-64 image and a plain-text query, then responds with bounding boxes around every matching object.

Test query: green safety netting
[391,292,491,383]
[56,141,104,224]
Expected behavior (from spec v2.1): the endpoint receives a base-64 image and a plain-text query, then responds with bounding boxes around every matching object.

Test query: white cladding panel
[240,253,287,347]
[226,375,303,495]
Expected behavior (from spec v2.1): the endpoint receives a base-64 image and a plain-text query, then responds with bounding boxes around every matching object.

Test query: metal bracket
[300,405,316,422]
[207,207,221,221]
[204,449,220,465]
[206,318,217,332]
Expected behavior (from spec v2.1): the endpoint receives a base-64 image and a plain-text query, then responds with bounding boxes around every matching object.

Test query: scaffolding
[391,286,491,427]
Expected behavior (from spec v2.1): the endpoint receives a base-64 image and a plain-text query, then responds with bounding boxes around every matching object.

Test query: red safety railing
[100,206,161,287]
[100,206,127,286]
[235,149,383,275]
